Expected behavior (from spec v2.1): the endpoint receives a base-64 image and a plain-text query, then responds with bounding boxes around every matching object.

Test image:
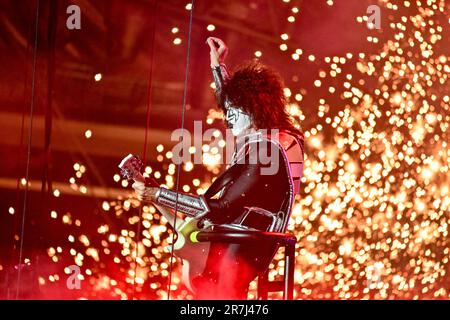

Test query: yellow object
[190,231,200,243]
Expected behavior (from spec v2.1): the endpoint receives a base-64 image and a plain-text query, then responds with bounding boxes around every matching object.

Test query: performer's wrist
[211,63,227,75]
[154,187,162,203]
[210,58,226,68]
[138,186,159,203]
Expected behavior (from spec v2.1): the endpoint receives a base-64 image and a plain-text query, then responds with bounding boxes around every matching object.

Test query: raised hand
[206,37,228,67]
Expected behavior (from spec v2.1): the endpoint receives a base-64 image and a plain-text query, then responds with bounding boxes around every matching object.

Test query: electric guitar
[118,154,209,292]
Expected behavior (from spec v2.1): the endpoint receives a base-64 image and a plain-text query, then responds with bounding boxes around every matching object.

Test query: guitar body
[119,154,210,292]
[171,217,210,292]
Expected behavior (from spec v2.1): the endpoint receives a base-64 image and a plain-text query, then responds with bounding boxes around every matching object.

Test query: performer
[133,37,304,299]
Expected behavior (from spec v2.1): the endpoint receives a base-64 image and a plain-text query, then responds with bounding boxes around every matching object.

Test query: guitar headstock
[118,154,143,181]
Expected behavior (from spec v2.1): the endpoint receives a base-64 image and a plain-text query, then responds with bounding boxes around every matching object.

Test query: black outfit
[192,138,292,299]
[152,64,304,299]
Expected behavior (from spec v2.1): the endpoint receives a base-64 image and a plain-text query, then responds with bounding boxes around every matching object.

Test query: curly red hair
[221,61,302,137]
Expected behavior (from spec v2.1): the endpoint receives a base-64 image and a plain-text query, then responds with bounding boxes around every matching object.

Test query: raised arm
[207,37,230,110]
[132,38,236,220]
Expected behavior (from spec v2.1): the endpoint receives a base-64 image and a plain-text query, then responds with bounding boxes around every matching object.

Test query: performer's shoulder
[264,129,304,150]
[239,129,304,155]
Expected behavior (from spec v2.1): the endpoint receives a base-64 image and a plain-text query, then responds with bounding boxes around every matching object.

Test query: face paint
[225,105,252,136]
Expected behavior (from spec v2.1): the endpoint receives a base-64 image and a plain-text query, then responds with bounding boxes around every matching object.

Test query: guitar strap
[204,163,241,199]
